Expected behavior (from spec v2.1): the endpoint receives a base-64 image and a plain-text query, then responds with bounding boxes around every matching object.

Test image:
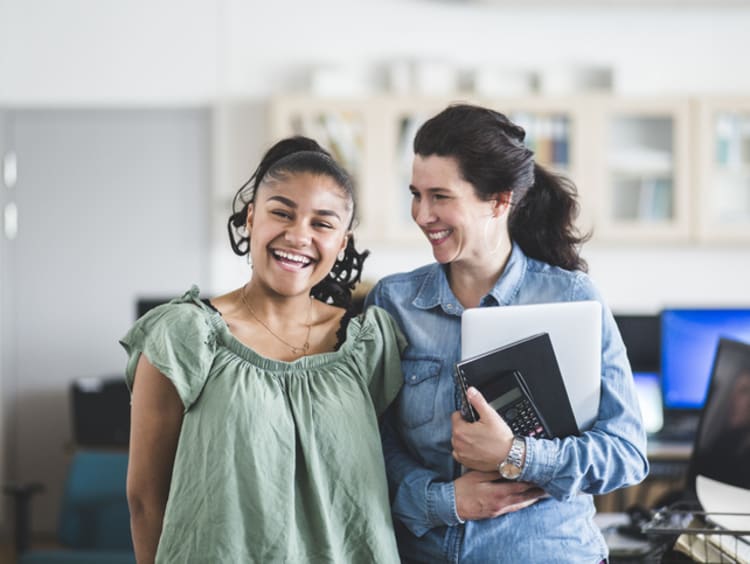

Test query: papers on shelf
[609,148,673,176]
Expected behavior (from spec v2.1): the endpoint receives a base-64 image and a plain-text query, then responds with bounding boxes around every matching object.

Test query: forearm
[128,494,166,564]
[381,413,461,536]
[521,363,649,498]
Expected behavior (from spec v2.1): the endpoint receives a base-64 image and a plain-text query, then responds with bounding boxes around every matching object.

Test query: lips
[426,229,452,244]
[271,249,313,267]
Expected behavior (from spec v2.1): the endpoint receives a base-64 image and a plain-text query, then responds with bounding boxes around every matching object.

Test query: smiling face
[410,154,509,266]
[246,172,351,298]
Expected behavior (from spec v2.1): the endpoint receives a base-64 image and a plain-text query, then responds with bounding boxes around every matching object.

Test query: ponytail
[509,163,589,272]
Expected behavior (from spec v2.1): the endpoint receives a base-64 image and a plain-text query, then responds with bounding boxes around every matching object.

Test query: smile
[272,249,313,267]
[427,229,452,242]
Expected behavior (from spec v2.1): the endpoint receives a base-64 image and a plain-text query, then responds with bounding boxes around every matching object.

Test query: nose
[412,197,435,226]
[284,220,312,247]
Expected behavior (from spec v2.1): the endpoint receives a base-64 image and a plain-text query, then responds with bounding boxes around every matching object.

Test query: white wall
[3,0,750,104]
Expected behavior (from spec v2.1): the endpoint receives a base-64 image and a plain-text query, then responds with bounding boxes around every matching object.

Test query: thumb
[466,386,496,421]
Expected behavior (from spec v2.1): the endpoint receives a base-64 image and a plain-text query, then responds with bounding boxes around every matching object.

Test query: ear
[491,191,512,217]
[245,204,255,232]
[340,232,350,253]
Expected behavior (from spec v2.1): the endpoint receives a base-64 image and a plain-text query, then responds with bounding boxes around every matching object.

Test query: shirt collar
[411,242,527,313]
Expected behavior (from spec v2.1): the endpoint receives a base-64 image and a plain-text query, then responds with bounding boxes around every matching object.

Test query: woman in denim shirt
[365,104,649,563]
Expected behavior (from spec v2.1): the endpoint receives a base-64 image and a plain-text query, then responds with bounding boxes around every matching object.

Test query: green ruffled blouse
[121,287,405,563]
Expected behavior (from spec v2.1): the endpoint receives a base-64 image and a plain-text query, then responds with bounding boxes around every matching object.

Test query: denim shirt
[364,244,649,564]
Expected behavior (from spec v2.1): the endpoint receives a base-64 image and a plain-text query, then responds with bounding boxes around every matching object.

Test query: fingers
[454,474,546,521]
[466,386,494,420]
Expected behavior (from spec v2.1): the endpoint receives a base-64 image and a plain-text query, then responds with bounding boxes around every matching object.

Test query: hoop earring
[483,216,503,254]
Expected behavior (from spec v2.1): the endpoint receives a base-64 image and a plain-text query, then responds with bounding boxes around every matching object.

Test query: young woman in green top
[122,136,405,563]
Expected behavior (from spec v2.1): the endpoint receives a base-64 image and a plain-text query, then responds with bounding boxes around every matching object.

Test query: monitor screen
[632,371,664,434]
[661,309,750,410]
[688,338,750,491]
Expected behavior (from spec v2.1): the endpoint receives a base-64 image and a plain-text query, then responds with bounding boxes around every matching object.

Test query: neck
[447,241,512,309]
[242,281,313,321]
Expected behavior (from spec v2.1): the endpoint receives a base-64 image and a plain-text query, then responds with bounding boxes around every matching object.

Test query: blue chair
[5,450,135,564]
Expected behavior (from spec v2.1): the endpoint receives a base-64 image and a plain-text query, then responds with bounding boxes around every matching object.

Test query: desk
[595,512,665,563]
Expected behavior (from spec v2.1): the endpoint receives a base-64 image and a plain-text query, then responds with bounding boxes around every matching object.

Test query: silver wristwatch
[498,436,526,480]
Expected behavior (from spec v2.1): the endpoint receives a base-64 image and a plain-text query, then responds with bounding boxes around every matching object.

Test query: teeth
[273,250,311,265]
[428,230,451,241]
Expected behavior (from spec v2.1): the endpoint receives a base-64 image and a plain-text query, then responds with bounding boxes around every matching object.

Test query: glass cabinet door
[509,112,572,175]
[696,100,750,242]
[387,101,442,241]
[593,99,691,241]
[269,97,382,242]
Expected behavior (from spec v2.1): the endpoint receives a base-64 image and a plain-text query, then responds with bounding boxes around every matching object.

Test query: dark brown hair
[414,104,589,271]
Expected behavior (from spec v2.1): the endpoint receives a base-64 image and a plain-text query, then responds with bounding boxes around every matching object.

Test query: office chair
[4,449,134,564]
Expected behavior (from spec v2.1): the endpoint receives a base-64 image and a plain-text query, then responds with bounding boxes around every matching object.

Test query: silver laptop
[461,301,602,431]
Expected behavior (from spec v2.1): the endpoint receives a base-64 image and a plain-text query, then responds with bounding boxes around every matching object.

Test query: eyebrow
[266,195,343,221]
[409,185,450,193]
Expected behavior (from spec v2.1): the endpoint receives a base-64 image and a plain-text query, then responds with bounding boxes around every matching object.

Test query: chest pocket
[399,357,442,429]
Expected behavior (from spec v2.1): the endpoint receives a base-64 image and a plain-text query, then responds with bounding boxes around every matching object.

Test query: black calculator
[457,368,551,439]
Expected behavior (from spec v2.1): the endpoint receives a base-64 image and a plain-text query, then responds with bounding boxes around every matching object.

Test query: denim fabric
[365,243,649,564]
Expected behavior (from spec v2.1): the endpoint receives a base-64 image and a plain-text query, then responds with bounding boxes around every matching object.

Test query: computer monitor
[614,314,664,433]
[687,338,750,491]
[135,297,173,319]
[661,308,750,411]
[614,314,661,373]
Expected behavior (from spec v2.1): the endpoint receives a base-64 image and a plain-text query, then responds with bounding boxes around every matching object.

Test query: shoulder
[522,257,599,302]
[128,286,216,340]
[348,306,407,352]
[370,263,438,300]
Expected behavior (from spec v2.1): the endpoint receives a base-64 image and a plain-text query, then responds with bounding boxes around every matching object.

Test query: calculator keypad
[502,398,549,439]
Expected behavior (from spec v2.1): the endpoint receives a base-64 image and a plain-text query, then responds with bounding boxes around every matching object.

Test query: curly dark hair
[413,104,590,272]
[227,136,369,308]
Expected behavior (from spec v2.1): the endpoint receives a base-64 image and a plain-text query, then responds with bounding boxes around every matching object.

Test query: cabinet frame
[267,94,750,246]
[693,96,750,243]
[586,96,692,243]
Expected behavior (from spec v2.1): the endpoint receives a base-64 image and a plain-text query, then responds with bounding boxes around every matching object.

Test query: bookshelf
[263,94,750,246]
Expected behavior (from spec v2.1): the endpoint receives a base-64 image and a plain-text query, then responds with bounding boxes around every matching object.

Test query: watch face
[500,461,522,480]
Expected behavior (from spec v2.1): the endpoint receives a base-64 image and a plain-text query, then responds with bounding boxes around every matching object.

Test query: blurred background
[2,0,750,552]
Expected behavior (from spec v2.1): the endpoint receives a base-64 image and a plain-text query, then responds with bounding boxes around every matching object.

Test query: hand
[451,386,514,472]
[454,471,545,521]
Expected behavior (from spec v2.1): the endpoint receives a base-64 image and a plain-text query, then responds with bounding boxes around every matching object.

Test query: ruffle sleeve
[119,287,217,411]
[351,306,407,416]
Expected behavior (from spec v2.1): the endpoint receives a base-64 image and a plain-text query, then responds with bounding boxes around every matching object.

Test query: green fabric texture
[121,286,405,564]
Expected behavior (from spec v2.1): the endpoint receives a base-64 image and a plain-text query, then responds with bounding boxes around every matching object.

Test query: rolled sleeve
[519,436,559,486]
[427,481,464,529]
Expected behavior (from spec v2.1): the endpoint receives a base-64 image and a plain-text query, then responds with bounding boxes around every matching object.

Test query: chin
[431,246,461,265]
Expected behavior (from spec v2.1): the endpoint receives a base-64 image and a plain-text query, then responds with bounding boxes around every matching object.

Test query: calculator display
[489,388,522,412]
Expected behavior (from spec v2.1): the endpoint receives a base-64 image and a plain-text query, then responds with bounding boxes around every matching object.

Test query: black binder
[454,332,579,438]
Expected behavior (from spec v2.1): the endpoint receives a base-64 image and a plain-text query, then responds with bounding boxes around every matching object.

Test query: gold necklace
[240,286,313,355]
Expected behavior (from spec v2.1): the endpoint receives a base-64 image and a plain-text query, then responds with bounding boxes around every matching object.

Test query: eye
[313,221,334,230]
[271,209,292,219]
[410,189,421,201]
